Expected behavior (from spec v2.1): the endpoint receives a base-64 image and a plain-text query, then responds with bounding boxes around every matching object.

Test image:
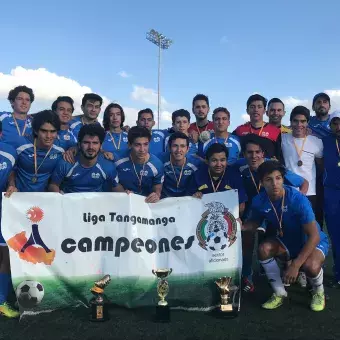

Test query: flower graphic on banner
[7,206,56,265]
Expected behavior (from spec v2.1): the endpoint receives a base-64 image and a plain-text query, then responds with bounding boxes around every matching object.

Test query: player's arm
[4,171,18,197]
[145,183,162,203]
[284,169,309,194]
[241,219,260,232]
[48,159,67,193]
[48,182,61,193]
[239,202,245,218]
[315,157,323,172]
[284,220,320,284]
[109,171,125,193]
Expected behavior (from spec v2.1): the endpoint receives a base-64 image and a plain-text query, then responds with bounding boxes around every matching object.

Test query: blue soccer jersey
[149,130,168,158]
[164,135,198,156]
[0,142,17,245]
[198,133,241,165]
[194,163,247,202]
[102,131,129,158]
[0,113,33,145]
[323,135,340,190]
[308,116,332,139]
[14,137,65,192]
[159,152,203,198]
[69,116,101,138]
[250,185,328,258]
[51,155,119,193]
[114,152,164,196]
[57,129,77,150]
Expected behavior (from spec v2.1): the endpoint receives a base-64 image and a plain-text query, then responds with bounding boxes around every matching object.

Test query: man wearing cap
[309,92,331,139]
[322,111,340,287]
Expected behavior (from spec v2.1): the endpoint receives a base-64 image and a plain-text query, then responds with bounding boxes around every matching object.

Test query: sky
[1,0,340,130]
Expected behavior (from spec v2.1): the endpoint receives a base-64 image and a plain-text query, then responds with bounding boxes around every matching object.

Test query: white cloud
[118,70,131,78]
[241,113,248,122]
[281,96,309,110]
[131,85,168,108]
[220,36,229,44]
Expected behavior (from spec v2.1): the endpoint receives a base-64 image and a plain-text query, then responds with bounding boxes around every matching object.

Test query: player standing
[266,98,291,133]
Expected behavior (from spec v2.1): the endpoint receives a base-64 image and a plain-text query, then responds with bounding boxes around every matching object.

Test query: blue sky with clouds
[1,0,340,129]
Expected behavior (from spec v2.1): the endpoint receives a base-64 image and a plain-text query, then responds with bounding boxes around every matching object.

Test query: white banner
[2,191,242,311]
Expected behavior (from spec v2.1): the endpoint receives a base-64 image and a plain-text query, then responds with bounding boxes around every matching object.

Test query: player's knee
[303,258,322,277]
[258,241,273,260]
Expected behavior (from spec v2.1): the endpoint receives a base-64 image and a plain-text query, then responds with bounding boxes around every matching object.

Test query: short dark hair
[290,106,310,122]
[257,160,286,182]
[247,94,267,109]
[313,92,330,106]
[172,109,191,124]
[241,134,264,153]
[206,143,229,161]
[192,94,209,108]
[212,107,230,120]
[51,96,74,113]
[103,103,125,130]
[168,132,189,148]
[137,108,154,121]
[268,98,285,110]
[8,85,35,103]
[81,93,103,107]
[78,124,106,144]
[32,110,61,137]
[128,126,151,144]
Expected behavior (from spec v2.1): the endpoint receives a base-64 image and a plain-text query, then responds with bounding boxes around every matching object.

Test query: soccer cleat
[297,271,307,288]
[242,276,255,293]
[310,292,325,312]
[0,302,20,318]
[262,294,286,310]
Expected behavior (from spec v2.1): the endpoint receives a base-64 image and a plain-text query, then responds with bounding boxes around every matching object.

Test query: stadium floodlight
[146,29,173,128]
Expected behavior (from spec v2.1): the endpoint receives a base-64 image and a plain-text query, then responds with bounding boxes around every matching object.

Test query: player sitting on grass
[242,160,329,312]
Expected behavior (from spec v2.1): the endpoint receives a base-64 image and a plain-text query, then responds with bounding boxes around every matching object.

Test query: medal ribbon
[170,159,185,188]
[196,122,209,134]
[208,169,226,193]
[268,188,285,237]
[293,136,307,163]
[108,132,122,150]
[33,139,53,178]
[12,115,28,136]
[250,123,264,136]
[131,156,147,192]
[249,169,261,194]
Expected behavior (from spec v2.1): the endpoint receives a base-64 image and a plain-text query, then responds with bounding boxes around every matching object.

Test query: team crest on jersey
[91,173,101,179]
[0,162,8,170]
[184,170,192,176]
[153,137,161,143]
[63,134,70,141]
[123,137,128,142]
[224,142,232,147]
[49,154,58,160]
[196,202,237,251]
[140,170,148,176]
[261,132,269,137]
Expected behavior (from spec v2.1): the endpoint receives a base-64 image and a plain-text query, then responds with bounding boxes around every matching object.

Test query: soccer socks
[307,268,324,294]
[260,258,287,297]
[0,273,10,304]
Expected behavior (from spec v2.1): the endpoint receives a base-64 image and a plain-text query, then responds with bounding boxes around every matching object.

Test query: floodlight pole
[146,29,173,129]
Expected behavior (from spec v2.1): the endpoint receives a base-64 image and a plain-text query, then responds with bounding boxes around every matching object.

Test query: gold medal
[297,160,303,167]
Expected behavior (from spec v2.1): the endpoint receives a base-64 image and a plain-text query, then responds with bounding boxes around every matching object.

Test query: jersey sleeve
[50,159,69,185]
[247,200,265,224]
[314,137,324,158]
[108,164,119,188]
[231,170,248,203]
[153,162,164,185]
[297,194,316,225]
[284,169,304,188]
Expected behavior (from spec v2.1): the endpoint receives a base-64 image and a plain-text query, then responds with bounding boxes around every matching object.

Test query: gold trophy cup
[215,276,234,312]
[152,268,172,321]
[89,274,111,322]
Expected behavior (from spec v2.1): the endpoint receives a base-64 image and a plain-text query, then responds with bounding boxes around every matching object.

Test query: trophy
[215,276,235,314]
[89,274,111,322]
[199,131,211,143]
[152,268,172,322]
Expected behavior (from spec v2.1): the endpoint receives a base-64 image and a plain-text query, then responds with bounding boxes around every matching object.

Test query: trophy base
[212,305,238,319]
[90,303,109,322]
[154,305,170,323]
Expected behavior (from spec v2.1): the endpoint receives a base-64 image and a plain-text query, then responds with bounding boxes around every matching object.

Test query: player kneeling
[242,160,328,312]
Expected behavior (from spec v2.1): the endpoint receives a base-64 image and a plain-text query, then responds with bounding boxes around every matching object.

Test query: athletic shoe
[297,271,307,288]
[0,302,20,318]
[262,294,286,310]
[242,276,255,293]
[310,292,325,312]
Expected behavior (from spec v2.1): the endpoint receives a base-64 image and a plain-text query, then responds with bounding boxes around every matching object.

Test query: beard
[80,149,99,160]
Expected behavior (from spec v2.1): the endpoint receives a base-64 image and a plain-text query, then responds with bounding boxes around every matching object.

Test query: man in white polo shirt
[281,106,323,216]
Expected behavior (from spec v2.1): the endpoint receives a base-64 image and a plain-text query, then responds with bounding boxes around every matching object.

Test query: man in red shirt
[233,94,281,158]
[188,94,214,142]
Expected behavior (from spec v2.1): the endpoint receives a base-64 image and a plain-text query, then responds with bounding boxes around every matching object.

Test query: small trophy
[89,274,111,322]
[215,276,235,315]
[152,268,172,322]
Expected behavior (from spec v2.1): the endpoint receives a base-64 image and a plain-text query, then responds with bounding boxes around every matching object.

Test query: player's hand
[122,125,130,132]
[102,151,114,161]
[193,192,203,199]
[5,185,18,198]
[125,190,132,195]
[189,130,199,143]
[145,192,160,203]
[63,146,77,164]
[283,262,300,285]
